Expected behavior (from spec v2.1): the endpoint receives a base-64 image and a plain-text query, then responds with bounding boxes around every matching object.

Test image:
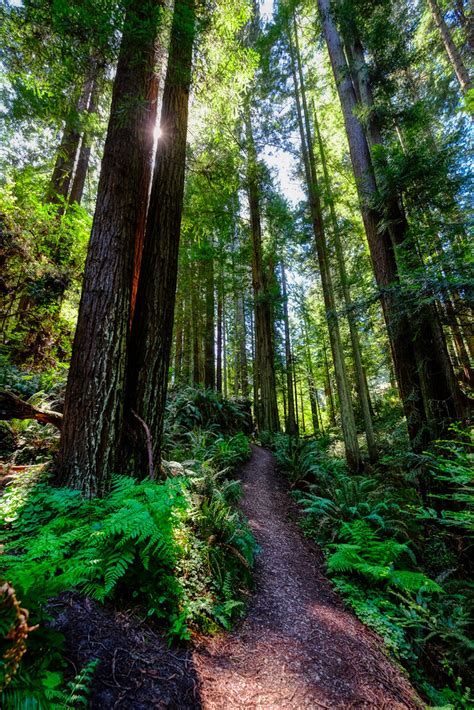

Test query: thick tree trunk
[428,0,472,93]
[245,109,280,433]
[318,0,429,449]
[347,33,469,435]
[129,67,161,324]
[281,262,298,436]
[290,18,361,469]
[56,0,163,495]
[126,0,196,473]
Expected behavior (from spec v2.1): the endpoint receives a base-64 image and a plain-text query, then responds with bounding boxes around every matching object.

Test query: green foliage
[0,180,91,368]
[2,658,99,710]
[164,386,252,441]
[274,430,474,702]
[1,416,256,701]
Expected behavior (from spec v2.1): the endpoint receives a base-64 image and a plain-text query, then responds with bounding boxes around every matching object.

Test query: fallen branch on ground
[0,390,63,429]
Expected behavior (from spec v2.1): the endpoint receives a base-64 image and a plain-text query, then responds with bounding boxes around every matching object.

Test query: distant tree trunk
[236,294,249,397]
[126,0,197,473]
[204,242,215,389]
[290,17,361,469]
[46,60,99,210]
[427,0,472,93]
[181,290,192,384]
[216,277,223,394]
[56,0,164,495]
[453,0,474,52]
[318,0,429,449]
[68,73,102,207]
[313,102,377,460]
[223,300,228,398]
[299,381,306,433]
[281,262,298,436]
[245,108,280,433]
[174,294,184,383]
[323,338,336,427]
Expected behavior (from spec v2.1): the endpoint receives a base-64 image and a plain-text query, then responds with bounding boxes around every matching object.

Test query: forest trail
[192,445,421,709]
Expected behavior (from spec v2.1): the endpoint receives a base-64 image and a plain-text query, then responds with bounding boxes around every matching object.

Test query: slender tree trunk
[223,299,228,398]
[299,381,306,433]
[245,108,280,433]
[174,294,184,384]
[290,17,361,468]
[126,0,197,472]
[216,279,223,394]
[68,73,102,207]
[204,242,215,389]
[318,0,429,449]
[56,0,163,495]
[323,337,336,427]
[313,103,377,460]
[427,0,472,93]
[281,262,298,436]
[46,60,99,209]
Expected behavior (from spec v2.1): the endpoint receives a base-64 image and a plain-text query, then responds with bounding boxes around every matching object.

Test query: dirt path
[192,445,421,709]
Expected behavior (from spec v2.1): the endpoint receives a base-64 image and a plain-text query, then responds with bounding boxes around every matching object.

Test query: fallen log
[0,391,62,429]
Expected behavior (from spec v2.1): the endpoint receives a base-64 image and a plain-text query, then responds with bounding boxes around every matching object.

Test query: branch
[0,391,62,429]
[131,409,155,480]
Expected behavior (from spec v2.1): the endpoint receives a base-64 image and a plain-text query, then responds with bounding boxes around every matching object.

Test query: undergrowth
[1,386,254,708]
[268,428,474,709]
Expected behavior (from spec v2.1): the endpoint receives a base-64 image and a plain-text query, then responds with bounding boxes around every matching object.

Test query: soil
[52,445,422,709]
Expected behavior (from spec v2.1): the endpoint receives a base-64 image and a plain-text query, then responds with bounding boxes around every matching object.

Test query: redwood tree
[56,0,163,495]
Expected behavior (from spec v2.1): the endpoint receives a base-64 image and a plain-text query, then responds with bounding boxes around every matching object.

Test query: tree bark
[245,108,280,433]
[313,101,377,460]
[281,262,298,436]
[318,0,429,449]
[290,17,361,469]
[428,0,472,93]
[46,62,98,209]
[204,241,216,389]
[346,32,469,435]
[68,72,102,207]
[56,0,163,496]
[126,0,197,473]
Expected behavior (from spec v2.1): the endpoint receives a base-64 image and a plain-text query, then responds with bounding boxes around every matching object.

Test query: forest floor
[52,446,422,709]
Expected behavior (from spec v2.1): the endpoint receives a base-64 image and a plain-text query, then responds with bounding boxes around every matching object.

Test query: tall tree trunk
[68,72,102,207]
[223,299,228,398]
[346,31,468,435]
[313,102,377,460]
[204,242,215,389]
[281,262,298,436]
[427,0,472,93]
[129,67,161,324]
[174,293,184,384]
[290,17,361,469]
[318,0,429,449]
[323,340,336,427]
[56,0,163,495]
[216,275,223,394]
[46,60,99,209]
[245,108,280,433]
[126,0,196,472]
